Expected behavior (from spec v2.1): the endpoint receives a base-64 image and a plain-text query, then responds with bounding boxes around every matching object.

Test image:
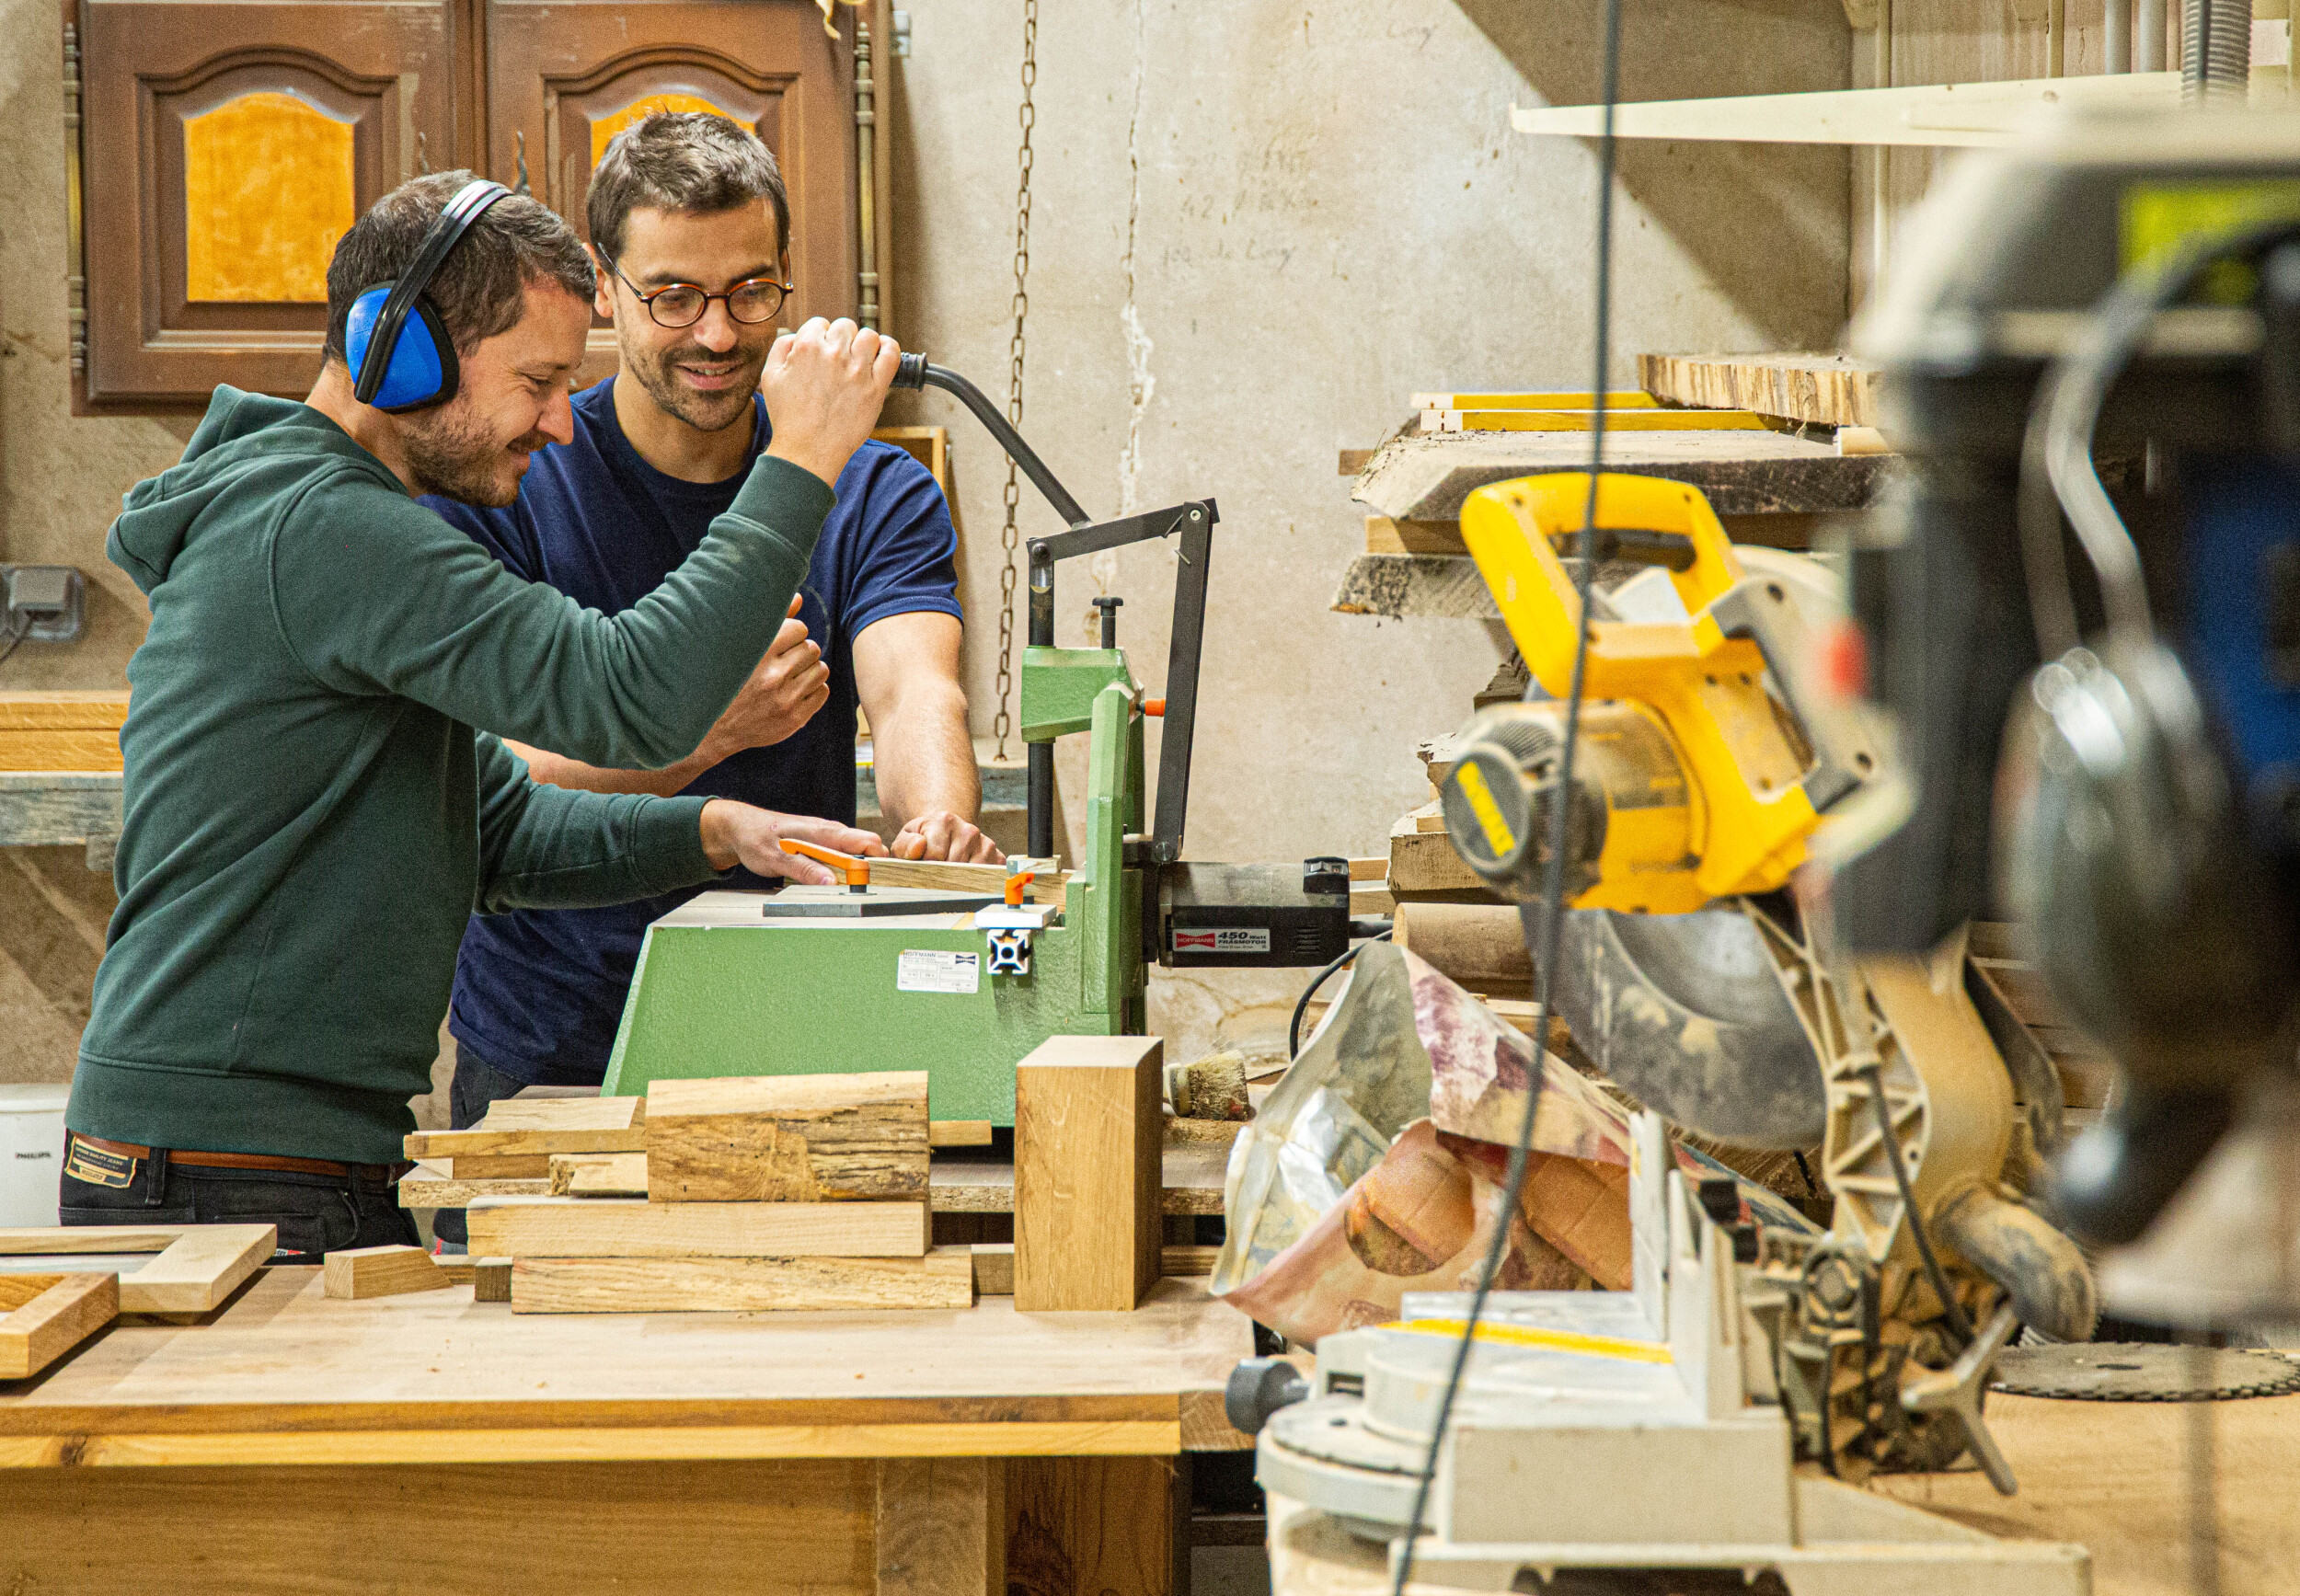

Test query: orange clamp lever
[1143,698,1166,718]
[1005,870,1037,907]
[781,838,870,892]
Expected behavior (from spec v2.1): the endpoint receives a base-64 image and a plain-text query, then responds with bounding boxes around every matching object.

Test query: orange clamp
[781,838,870,891]
[1005,870,1037,907]
[1143,698,1166,718]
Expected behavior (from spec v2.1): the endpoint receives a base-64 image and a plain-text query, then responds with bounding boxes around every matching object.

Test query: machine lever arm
[892,355,1092,529]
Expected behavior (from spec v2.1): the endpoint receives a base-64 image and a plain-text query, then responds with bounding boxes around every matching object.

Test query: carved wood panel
[75,0,460,410]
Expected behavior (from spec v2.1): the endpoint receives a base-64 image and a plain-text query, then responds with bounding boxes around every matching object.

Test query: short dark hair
[323,170,595,365]
[587,112,790,265]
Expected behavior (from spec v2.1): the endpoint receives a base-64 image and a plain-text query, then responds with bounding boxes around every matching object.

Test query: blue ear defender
[345,290,458,412]
[346,178,512,414]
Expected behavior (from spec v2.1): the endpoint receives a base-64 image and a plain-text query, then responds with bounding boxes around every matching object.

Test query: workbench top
[0,1267,1256,1468]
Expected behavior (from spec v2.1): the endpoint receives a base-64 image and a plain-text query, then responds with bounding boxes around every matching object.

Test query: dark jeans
[60,1144,417,1262]
[426,1050,542,1247]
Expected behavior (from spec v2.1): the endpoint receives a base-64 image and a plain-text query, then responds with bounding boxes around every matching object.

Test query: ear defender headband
[345,179,513,413]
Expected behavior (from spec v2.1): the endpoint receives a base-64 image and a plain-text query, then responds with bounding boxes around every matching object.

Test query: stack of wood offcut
[407,1074,969,1315]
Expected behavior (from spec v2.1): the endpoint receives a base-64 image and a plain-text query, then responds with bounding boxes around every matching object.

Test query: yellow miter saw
[1441,471,1873,913]
[1236,470,2099,1593]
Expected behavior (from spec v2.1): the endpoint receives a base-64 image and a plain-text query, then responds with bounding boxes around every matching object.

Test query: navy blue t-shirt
[427,380,960,1085]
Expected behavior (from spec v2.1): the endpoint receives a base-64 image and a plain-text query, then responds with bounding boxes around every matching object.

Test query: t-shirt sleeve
[842,445,963,638]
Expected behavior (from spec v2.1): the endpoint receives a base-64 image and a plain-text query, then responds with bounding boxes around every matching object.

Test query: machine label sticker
[1173,928,1271,954]
[898,949,981,994]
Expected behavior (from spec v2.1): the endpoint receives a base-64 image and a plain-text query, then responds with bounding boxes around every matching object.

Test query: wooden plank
[929,1122,994,1148]
[509,1249,975,1315]
[1510,71,2182,147]
[114,1226,273,1315]
[0,691,130,731]
[434,1257,513,1302]
[551,1152,650,1196]
[447,1154,551,1179]
[876,1456,1004,1596]
[1412,391,1656,410]
[1424,407,1770,433]
[1364,514,1468,556]
[466,1199,931,1259]
[0,1273,117,1381]
[1388,809,1486,894]
[398,1177,555,1208]
[0,1228,185,1256]
[1006,1457,1178,1596]
[645,1072,929,1204]
[1160,1246,1218,1278]
[867,855,1066,908]
[0,730,122,774]
[1639,352,1881,428]
[322,1246,449,1300]
[480,1096,645,1132]
[406,1125,647,1159]
[0,1458,884,1595]
[972,1243,1015,1297]
[1330,554,1501,621]
[1351,429,1891,524]
[1015,1036,1162,1313]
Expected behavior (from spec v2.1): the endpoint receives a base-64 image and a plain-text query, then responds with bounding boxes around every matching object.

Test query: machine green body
[599,665,1149,1122]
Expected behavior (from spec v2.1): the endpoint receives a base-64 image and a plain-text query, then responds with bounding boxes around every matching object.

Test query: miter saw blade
[1992,1344,2300,1400]
[1546,903,1828,1150]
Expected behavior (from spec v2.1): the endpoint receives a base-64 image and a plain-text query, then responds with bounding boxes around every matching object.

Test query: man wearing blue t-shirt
[428,113,998,1186]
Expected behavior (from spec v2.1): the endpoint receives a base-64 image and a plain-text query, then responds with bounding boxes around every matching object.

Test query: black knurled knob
[1224,1357,1310,1437]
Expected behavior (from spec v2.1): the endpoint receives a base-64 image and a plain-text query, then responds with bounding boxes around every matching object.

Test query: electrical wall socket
[3,566,84,644]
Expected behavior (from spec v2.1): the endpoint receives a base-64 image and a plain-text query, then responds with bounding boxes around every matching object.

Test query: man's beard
[402,403,547,509]
[624,330,770,437]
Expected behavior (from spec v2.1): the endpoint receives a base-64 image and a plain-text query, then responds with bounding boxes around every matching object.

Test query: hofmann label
[898,949,981,994]
[1172,927,1271,954]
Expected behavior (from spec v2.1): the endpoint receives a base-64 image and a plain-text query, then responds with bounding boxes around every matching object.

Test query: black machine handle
[893,354,1216,863]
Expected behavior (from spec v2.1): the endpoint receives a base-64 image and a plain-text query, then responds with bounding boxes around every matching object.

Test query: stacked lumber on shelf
[0,691,130,773]
[398,1095,647,1206]
[1332,369,1893,621]
[443,1073,971,1314]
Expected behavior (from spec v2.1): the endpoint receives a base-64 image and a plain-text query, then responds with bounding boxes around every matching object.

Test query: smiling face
[397,277,590,507]
[597,201,788,437]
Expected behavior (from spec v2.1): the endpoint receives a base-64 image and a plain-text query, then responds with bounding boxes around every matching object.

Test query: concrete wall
[0,0,1852,1078]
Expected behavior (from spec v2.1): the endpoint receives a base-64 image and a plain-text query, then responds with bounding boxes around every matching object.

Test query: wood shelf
[1511,71,2183,147]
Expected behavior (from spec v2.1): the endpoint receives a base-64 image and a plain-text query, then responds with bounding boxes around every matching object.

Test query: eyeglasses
[609,261,792,328]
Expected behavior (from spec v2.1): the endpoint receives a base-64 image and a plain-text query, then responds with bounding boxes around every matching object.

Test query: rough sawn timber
[645,1072,930,1203]
[1639,351,1881,428]
[466,1198,931,1259]
[1351,429,1892,523]
[510,1248,976,1314]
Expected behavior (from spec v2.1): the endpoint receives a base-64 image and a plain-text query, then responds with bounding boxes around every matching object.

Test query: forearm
[871,680,980,828]
[506,739,720,800]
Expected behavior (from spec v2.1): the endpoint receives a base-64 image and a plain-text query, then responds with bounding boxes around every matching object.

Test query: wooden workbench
[0,1266,1256,1595]
[1268,1391,2300,1596]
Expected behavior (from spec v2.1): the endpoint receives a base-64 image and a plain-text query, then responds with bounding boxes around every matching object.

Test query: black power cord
[1857,1059,1975,1347]
[1388,0,1623,1580]
[1287,929,1394,1060]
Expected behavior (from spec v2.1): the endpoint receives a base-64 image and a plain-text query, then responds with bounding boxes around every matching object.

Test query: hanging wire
[991,0,1038,762]
[1388,0,1622,1585]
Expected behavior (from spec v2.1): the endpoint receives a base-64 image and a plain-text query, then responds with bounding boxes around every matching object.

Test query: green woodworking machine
[600,358,1370,1123]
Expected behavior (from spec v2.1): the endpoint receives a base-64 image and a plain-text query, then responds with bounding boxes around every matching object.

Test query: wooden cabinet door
[484,0,858,378]
[74,0,461,410]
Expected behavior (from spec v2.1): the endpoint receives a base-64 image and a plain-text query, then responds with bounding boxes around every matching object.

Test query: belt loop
[144,1145,171,1209]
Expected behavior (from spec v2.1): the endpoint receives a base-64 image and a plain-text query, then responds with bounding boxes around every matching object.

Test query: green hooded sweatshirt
[72,387,834,1164]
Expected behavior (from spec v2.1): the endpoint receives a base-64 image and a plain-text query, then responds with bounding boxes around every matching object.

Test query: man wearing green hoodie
[61,172,894,1257]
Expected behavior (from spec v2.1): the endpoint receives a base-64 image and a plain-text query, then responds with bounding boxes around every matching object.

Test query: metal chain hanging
[991,0,1037,761]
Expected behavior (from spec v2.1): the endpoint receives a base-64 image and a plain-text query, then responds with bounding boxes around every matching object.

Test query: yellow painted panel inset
[183,91,355,304]
[592,96,756,166]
